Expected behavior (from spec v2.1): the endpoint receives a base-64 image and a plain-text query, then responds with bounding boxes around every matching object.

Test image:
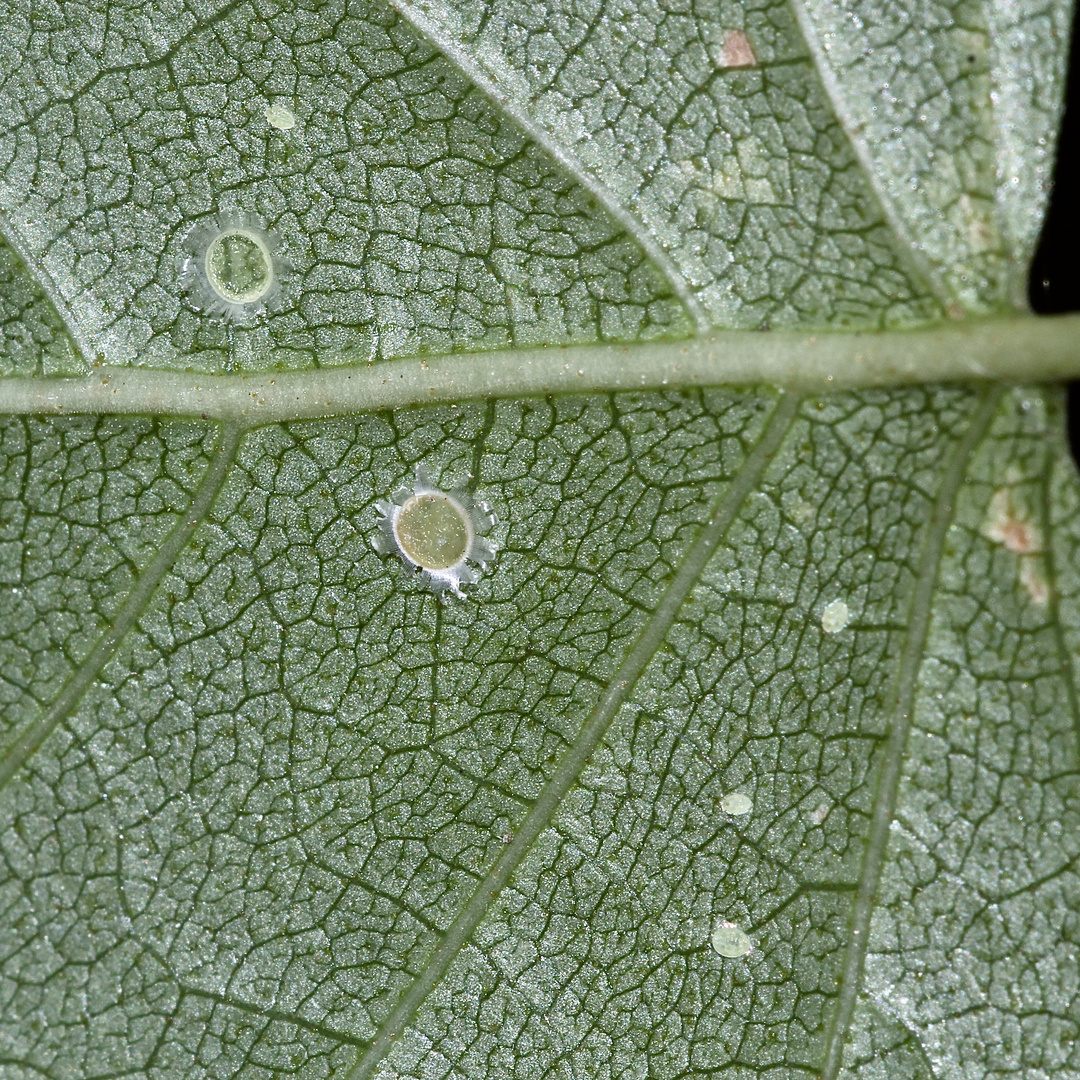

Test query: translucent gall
[374,468,498,598]
[180,211,287,322]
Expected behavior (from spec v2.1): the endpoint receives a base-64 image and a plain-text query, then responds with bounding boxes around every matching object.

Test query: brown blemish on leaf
[716,30,757,69]
[983,487,1051,605]
[983,487,1042,554]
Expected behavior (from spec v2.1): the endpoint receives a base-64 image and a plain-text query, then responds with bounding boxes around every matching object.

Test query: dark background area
[1030,8,1080,452]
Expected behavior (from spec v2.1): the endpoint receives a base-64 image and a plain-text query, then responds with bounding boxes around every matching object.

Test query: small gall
[720,792,752,815]
[711,921,753,958]
[374,468,498,598]
[180,211,287,323]
[821,599,850,633]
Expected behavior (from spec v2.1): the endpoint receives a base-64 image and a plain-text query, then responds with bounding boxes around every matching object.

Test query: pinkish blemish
[717,30,757,69]
[1019,557,1050,606]
[983,488,1042,554]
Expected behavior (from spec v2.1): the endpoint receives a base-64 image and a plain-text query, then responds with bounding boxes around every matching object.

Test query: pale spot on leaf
[721,792,752,815]
[265,104,297,130]
[982,488,1050,604]
[821,599,850,633]
[1020,557,1050,606]
[711,921,753,958]
[956,194,997,254]
[711,137,782,204]
[984,487,1042,554]
[712,30,757,69]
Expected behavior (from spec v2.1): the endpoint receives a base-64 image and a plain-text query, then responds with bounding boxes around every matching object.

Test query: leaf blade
[0,0,1077,1076]
[346,389,800,1080]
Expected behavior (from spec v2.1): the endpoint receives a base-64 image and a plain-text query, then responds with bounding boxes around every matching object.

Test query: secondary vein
[0,422,243,791]
[785,0,949,309]
[385,0,713,335]
[818,385,1004,1080]
[0,208,96,372]
[344,389,801,1080]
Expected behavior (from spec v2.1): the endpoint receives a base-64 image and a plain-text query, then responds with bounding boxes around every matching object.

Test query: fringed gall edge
[374,468,498,598]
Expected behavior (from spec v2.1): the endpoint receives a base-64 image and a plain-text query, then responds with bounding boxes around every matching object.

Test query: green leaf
[0,2,1078,1080]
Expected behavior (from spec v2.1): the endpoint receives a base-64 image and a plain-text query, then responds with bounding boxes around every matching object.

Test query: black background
[1029,10,1080,453]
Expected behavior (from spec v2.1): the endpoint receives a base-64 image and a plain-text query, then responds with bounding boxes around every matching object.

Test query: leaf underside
[0,0,1077,1079]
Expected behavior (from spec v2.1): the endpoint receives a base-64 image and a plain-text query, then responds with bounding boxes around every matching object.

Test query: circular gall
[374,468,498,598]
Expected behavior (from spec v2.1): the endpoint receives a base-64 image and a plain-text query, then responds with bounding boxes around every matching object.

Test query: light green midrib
[0,316,1077,425]
[343,390,801,1080]
[818,385,1005,1080]
[0,423,242,791]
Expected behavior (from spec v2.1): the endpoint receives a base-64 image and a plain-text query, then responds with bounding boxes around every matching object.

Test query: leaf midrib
[0,316,1078,424]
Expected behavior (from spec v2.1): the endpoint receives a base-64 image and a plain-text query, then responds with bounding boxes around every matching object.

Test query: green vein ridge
[0,423,243,791]
[344,390,801,1080]
[384,0,712,336]
[819,384,1005,1080]
[785,0,946,309]
[0,317,1077,424]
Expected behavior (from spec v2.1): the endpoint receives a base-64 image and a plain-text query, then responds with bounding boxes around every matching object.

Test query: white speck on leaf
[821,599,850,633]
[265,104,296,130]
[711,921,753,958]
[720,792,752,815]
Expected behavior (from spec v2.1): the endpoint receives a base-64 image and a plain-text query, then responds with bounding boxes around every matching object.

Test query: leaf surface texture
[0,0,1076,1078]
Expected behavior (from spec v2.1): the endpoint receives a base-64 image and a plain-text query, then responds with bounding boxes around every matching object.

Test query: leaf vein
[342,389,801,1080]
[785,0,949,308]
[176,984,370,1049]
[385,0,713,335]
[0,423,242,792]
[819,384,1004,1080]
